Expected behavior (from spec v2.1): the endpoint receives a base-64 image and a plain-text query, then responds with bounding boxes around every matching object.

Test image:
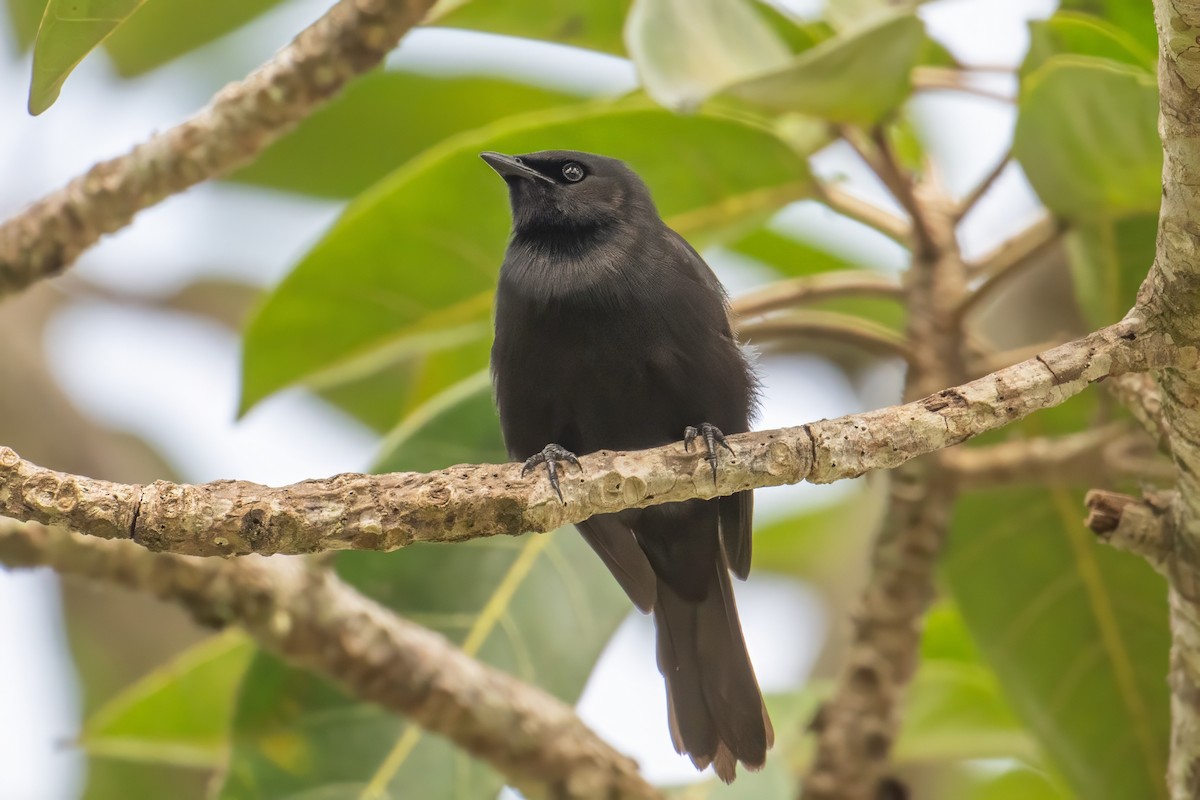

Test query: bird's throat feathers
[502,216,659,306]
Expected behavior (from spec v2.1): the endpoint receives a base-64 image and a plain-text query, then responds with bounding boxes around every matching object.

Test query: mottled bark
[1143,4,1200,796]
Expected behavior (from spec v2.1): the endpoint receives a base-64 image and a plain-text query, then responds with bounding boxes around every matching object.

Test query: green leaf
[240,100,811,417]
[1024,11,1155,76]
[426,0,632,54]
[1013,56,1160,219]
[896,661,1036,765]
[28,0,147,114]
[81,631,255,767]
[625,0,791,111]
[721,13,926,124]
[965,767,1071,800]
[1066,213,1156,328]
[102,0,286,76]
[752,487,882,579]
[5,0,45,49]
[944,487,1170,800]
[824,0,928,32]
[729,227,862,278]
[373,370,505,472]
[1058,0,1158,56]
[220,530,630,799]
[230,72,583,199]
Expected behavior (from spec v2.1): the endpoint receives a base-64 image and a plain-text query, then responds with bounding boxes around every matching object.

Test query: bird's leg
[521,443,582,503]
[683,423,735,483]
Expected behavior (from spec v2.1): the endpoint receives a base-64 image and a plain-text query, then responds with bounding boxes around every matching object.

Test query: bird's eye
[561,162,585,182]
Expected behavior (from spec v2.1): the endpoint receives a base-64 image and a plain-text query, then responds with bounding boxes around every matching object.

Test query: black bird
[482,149,773,782]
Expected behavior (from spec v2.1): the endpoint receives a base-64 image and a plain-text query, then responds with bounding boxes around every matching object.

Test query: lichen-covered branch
[0,520,660,800]
[0,320,1181,558]
[0,0,437,297]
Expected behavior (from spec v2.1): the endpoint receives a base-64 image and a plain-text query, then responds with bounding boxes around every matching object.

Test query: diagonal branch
[0,520,661,800]
[0,0,437,297]
[0,319,1178,547]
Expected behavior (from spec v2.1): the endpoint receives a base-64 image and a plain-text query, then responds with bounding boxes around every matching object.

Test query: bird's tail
[653,562,773,782]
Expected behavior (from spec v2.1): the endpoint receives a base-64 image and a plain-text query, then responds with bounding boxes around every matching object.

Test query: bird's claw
[521,443,581,503]
[683,423,734,484]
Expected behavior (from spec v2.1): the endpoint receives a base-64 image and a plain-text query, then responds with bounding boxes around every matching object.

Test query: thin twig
[839,125,937,259]
[911,66,1015,104]
[0,0,438,297]
[955,153,1012,221]
[811,182,911,246]
[0,521,660,800]
[944,426,1175,490]
[732,272,902,319]
[738,311,909,360]
[958,216,1065,320]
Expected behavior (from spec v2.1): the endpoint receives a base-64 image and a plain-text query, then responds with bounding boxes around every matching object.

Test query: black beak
[480,152,553,183]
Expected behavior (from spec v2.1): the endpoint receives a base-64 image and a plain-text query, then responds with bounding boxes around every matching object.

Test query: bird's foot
[521,443,582,503]
[683,423,735,483]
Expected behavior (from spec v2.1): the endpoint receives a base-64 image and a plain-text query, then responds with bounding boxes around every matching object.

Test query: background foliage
[0,0,1173,798]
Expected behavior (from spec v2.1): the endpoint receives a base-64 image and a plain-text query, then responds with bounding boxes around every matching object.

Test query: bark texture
[1146,4,1200,795]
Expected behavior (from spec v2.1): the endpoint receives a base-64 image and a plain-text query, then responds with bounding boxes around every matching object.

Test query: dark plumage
[482,149,772,781]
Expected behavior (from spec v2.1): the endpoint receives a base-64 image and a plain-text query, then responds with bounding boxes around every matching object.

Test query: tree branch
[959,215,1064,319]
[955,153,1012,221]
[811,182,911,245]
[0,0,437,298]
[0,520,660,800]
[944,426,1175,490]
[802,185,972,799]
[1085,489,1175,574]
[0,320,1180,558]
[738,311,910,360]
[1142,6,1200,795]
[731,272,902,319]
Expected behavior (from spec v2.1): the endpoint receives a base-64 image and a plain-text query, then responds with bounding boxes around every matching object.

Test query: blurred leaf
[5,0,44,49]
[729,227,859,277]
[966,767,1070,800]
[28,0,146,114]
[1058,0,1158,56]
[1024,11,1155,76]
[1013,56,1160,219]
[220,529,630,799]
[751,2,832,53]
[944,487,1170,800]
[1066,213,1156,328]
[722,13,926,124]
[896,660,1036,764]
[240,100,811,415]
[81,631,255,768]
[373,370,505,472]
[102,0,286,76]
[231,72,583,199]
[753,485,884,580]
[825,0,928,31]
[427,0,631,54]
[625,0,791,111]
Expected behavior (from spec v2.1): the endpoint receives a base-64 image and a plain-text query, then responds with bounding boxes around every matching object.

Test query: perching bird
[482,149,772,781]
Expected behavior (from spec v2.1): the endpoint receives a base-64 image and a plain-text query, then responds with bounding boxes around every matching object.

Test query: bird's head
[480,150,657,238]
